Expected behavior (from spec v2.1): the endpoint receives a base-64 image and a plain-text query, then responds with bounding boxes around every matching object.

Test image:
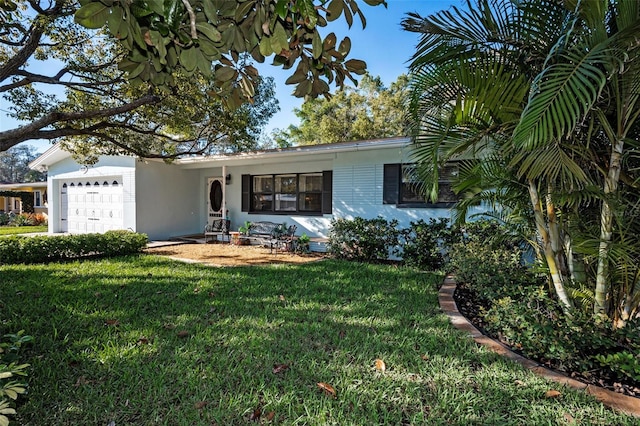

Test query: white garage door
[59,178,124,233]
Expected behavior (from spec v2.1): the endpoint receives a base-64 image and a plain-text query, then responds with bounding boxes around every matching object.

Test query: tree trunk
[528,180,574,312]
[594,138,624,315]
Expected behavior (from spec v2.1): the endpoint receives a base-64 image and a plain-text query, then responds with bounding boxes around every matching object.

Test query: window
[34,191,42,207]
[242,171,332,215]
[251,175,273,211]
[298,173,323,212]
[383,163,459,207]
[274,174,297,212]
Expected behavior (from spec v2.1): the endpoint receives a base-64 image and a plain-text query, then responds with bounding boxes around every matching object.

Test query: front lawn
[1,256,635,425]
[0,225,48,236]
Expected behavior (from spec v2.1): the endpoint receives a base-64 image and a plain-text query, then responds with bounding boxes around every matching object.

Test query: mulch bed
[453,283,640,399]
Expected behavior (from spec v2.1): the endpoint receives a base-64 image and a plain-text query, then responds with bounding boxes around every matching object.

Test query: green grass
[1,256,635,425]
[0,225,48,236]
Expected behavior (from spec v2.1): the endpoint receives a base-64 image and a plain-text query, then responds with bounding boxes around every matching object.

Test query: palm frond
[513,38,622,150]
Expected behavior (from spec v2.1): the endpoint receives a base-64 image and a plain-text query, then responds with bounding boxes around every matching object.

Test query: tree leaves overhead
[74,2,110,29]
[73,0,388,107]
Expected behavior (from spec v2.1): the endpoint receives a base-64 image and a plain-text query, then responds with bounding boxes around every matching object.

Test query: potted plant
[238,221,252,236]
[296,233,311,254]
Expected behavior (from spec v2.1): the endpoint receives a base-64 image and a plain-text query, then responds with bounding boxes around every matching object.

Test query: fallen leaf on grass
[104,319,120,326]
[375,359,386,372]
[163,323,176,330]
[420,354,430,361]
[249,408,261,421]
[545,390,562,398]
[563,412,575,423]
[74,376,91,387]
[514,380,526,387]
[272,363,289,374]
[338,330,346,339]
[265,411,275,421]
[194,401,208,410]
[177,330,190,338]
[317,382,337,398]
[137,337,150,345]
[279,295,286,301]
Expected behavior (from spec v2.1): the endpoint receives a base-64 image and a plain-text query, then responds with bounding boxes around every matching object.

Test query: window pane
[275,175,296,193]
[275,194,296,211]
[401,165,425,203]
[253,176,272,192]
[251,194,272,211]
[400,183,424,203]
[299,174,322,192]
[299,193,322,212]
[437,182,458,203]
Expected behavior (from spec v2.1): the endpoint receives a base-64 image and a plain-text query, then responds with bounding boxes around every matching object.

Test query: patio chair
[204,219,231,243]
[270,224,297,254]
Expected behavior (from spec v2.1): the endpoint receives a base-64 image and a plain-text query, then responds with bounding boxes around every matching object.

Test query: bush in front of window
[0,230,148,265]
[328,217,399,262]
[396,218,457,271]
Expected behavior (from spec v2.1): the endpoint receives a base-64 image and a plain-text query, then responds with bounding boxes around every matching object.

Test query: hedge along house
[30,137,483,250]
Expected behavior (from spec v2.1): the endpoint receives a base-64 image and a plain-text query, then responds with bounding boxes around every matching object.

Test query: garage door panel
[59,178,124,234]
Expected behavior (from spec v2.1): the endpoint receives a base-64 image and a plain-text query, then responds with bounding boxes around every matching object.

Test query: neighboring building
[0,181,48,216]
[29,138,483,247]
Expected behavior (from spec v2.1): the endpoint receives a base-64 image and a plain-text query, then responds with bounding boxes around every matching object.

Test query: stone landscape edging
[438,275,640,418]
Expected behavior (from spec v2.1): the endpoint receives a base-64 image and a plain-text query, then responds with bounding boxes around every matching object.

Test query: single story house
[29,137,483,249]
[0,181,48,216]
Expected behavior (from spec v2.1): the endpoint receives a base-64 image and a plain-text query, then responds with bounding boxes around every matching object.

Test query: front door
[207,177,225,225]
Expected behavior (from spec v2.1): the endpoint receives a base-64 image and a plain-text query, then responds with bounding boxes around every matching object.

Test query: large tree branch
[0,69,124,93]
[0,94,161,151]
[0,0,68,83]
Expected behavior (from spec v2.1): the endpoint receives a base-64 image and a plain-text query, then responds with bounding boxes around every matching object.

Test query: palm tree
[404,0,640,322]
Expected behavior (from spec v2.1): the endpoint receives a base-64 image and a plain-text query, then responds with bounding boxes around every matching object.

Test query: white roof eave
[177,137,411,169]
[28,143,71,172]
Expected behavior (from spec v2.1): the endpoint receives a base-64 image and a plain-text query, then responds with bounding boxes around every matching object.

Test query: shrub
[0,331,32,426]
[596,351,640,381]
[328,217,399,262]
[452,220,640,381]
[396,218,457,270]
[0,213,9,226]
[448,239,541,302]
[0,230,148,265]
[482,293,640,375]
[30,213,47,226]
[9,214,34,227]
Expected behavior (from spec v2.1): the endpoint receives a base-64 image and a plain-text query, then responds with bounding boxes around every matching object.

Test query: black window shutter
[383,164,400,204]
[322,170,333,214]
[241,174,250,212]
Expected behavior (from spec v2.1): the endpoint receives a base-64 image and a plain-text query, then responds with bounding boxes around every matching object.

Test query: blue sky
[256,0,449,136]
[1,0,453,154]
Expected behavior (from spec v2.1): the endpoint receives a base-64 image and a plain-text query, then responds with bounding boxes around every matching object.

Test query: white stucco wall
[331,145,452,229]
[135,160,200,240]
